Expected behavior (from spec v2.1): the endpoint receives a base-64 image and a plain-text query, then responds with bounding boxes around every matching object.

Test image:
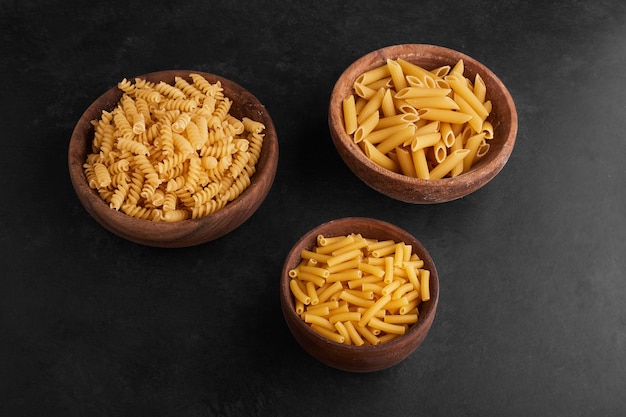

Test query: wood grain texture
[280,217,439,372]
[68,70,279,248]
[328,44,518,203]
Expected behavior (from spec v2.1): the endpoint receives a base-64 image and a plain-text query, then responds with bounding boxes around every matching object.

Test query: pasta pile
[289,233,431,345]
[83,73,265,222]
[342,58,494,179]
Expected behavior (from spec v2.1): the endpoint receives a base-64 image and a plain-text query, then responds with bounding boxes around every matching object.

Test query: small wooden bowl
[280,217,439,372]
[68,70,279,248]
[328,44,518,203]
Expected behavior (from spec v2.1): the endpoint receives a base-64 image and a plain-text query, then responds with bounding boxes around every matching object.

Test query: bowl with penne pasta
[280,217,439,372]
[69,70,279,247]
[329,44,517,203]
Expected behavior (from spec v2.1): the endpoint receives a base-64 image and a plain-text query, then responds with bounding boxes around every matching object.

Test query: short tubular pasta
[289,234,432,345]
[343,58,493,179]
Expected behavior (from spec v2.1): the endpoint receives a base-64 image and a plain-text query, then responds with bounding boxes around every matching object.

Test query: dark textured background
[1,1,625,416]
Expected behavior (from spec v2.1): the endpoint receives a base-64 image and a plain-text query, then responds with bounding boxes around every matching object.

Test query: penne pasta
[445,74,490,118]
[342,95,358,135]
[355,64,391,86]
[375,124,416,155]
[417,108,473,125]
[353,110,380,143]
[387,58,408,91]
[362,140,399,172]
[395,87,451,99]
[428,148,471,180]
[405,96,460,111]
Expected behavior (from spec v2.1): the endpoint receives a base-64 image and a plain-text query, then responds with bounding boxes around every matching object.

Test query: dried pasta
[342,58,493,179]
[288,233,431,345]
[83,73,265,221]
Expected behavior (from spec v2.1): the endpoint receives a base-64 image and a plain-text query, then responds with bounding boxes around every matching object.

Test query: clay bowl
[280,217,439,372]
[68,70,278,248]
[329,44,518,203]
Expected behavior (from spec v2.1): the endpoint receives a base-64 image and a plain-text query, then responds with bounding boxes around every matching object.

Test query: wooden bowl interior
[68,70,278,248]
[328,44,518,203]
[280,217,439,372]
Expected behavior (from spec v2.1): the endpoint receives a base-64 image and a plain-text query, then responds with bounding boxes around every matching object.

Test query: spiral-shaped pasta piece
[156,151,186,174]
[229,151,251,179]
[93,162,112,188]
[192,182,220,206]
[134,154,160,199]
[170,133,193,157]
[183,157,203,193]
[163,98,197,112]
[174,189,195,208]
[121,203,161,221]
[162,209,191,222]
[135,122,159,145]
[213,98,232,122]
[83,163,98,189]
[155,81,186,100]
[174,76,205,102]
[110,179,130,210]
[242,117,265,134]
[193,115,209,143]
[196,98,216,119]
[134,97,152,124]
[98,188,114,204]
[160,162,186,181]
[117,78,135,94]
[165,175,186,193]
[117,137,149,156]
[134,87,161,104]
[112,107,134,140]
[126,171,144,205]
[155,121,173,156]
[93,121,115,154]
[185,121,205,150]
[191,197,227,219]
[221,172,251,202]
[246,132,264,165]
[162,192,178,212]
[225,115,245,135]
[171,112,192,133]
[201,141,235,158]
[190,73,222,96]
[148,188,166,207]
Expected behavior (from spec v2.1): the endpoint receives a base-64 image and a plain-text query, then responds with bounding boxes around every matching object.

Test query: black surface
[2,1,625,416]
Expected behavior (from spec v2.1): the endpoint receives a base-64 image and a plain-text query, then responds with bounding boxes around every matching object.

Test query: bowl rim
[328,43,518,200]
[68,69,279,244]
[280,216,439,352]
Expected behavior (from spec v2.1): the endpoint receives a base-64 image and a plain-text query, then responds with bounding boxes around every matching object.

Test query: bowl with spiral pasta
[68,70,279,248]
[328,44,517,203]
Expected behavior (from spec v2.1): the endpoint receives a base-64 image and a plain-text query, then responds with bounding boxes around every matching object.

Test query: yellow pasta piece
[290,279,311,305]
[344,321,365,346]
[311,324,345,344]
[342,95,358,135]
[369,317,406,335]
[420,269,431,301]
[428,148,471,180]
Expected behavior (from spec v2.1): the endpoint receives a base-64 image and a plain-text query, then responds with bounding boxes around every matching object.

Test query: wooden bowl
[328,44,518,203]
[68,70,279,248]
[280,217,439,372]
